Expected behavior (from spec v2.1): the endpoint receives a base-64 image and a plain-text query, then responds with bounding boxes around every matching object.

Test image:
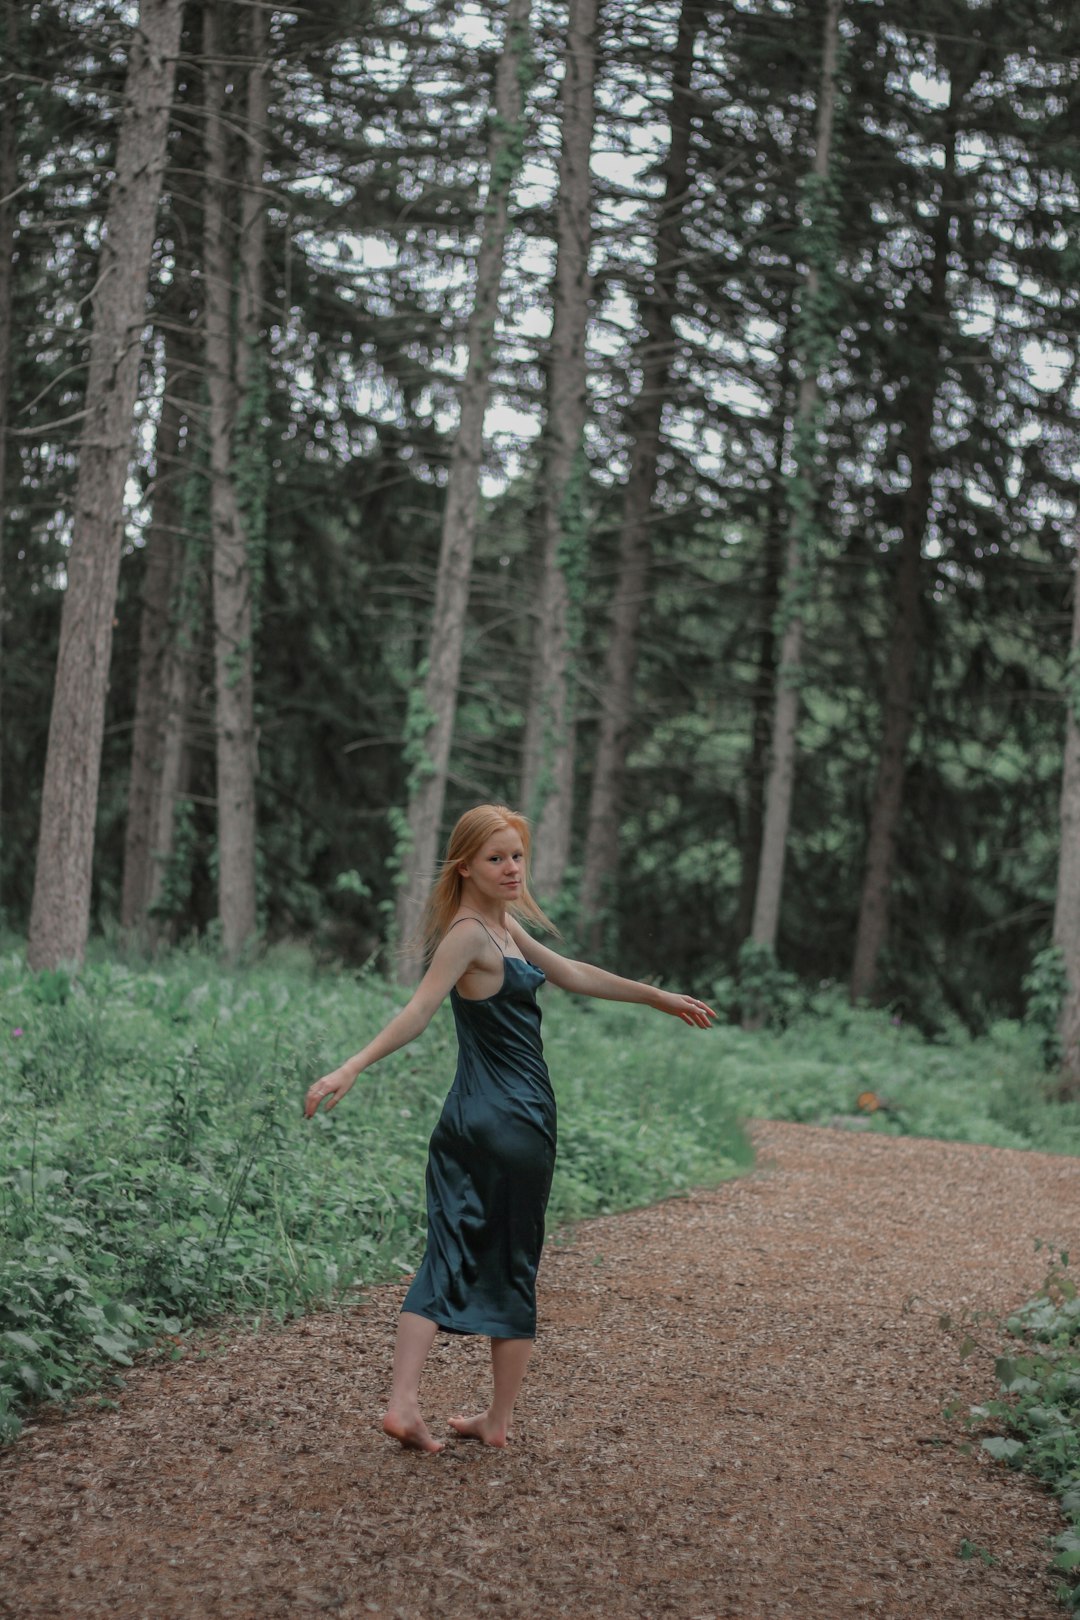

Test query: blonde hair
[418,804,559,960]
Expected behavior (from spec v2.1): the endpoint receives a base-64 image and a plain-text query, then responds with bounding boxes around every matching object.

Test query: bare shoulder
[507,917,566,972]
[413,919,496,1006]
[438,915,496,964]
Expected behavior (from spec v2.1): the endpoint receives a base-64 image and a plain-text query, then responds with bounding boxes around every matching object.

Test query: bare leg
[382,1311,444,1453]
[448,1336,533,1447]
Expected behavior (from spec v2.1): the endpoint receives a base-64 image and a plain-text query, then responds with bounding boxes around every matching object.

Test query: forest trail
[2,1121,1078,1620]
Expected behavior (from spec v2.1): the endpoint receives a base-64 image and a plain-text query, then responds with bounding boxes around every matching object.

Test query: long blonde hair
[418,804,559,960]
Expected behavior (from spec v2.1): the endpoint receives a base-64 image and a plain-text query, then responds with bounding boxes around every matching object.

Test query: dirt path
[3,1122,1079,1620]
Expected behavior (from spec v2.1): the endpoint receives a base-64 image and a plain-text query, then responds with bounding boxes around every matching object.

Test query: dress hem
[402,1304,536,1341]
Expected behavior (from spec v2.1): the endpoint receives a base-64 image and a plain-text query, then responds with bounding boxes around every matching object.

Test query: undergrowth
[955,1251,1080,1612]
[0,940,749,1442]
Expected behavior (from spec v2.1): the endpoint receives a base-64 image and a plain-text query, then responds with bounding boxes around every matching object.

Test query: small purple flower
[11,1027,24,1038]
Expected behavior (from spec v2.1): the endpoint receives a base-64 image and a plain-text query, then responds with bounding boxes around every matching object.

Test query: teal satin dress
[401,950,556,1339]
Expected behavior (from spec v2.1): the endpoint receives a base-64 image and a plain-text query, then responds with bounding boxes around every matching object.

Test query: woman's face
[460,829,525,905]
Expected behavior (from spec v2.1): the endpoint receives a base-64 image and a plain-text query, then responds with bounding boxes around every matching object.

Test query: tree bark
[145,515,202,939]
[734,301,799,943]
[120,322,187,934]
[849,85,959,1004]
[121,39,202,942]
[393,0,532,980]
[1055,546,1080,1087]
[578,0,703,947]
[27,0,183,970]
[519,0,599,901]
[235,0,269,403]
[748,0,842,960]
[0,0,17,892]
[203,0,264,961]
[734,486,786,944]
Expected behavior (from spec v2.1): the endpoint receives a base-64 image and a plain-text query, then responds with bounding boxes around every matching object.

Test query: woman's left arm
[508,921,716,1028]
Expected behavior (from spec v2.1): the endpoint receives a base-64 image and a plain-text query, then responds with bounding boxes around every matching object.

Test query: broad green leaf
[981,1436,1025,1463]
[1,1331,42,1357]
[91,1334,133,1366]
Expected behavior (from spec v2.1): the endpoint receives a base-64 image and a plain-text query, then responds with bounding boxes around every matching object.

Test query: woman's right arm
[303,925,480,1116]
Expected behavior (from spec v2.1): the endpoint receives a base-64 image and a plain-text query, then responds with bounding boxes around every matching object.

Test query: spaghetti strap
[446,914,506,956]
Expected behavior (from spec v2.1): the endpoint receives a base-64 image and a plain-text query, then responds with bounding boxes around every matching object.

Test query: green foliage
[486,7,533,199]
[957,1539,997,1567]
[386,662,440,902]
[148,797,199,926]
[686,987,1080,1152]
[1024,945,1067,1071]
[557,445,591,653]
[1066,647,1080,729]
[965,1250,1080,1611]
[0,943,748,1442]
[726,940,799,1031]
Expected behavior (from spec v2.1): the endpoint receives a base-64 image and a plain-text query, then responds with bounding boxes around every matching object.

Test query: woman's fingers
[680,997,717,1026]
[304,1078,335,1116]
[658,993,715,1025]
[305,1070,356,1116]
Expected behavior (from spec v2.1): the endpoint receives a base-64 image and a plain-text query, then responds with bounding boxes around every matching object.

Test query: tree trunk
[120,326,187,934]
[0,0,17,891]
[236,0,269,403]
[121,41,202,943]
[145,508,203,940]
[1055,545,1080,1087]
[27,0,183,971]
[578,0,703,947]
[393,0,533,981]
[518,0,600,901]
[748,0,842,961]
[734,489,786,943]
[849,87,959,1004]
[734,300,799,943]
[203,1,264,962]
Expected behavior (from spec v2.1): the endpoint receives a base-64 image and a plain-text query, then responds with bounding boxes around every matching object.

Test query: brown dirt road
[2,1121,1079,1620]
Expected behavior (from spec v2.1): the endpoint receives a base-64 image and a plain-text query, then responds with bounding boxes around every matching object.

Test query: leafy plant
[966,1249,1080,1611]
[1024,946,1068,1072]
[734,939,799,1031]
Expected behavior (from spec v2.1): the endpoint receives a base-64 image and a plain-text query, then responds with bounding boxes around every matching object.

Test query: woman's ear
[457,861,470,880]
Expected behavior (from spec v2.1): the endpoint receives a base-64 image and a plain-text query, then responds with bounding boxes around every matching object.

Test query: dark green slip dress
[401,926,556,1340]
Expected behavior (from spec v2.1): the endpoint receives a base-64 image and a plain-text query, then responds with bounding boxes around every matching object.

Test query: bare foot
[448,1411,508,1447]
[382,1409,444,1453]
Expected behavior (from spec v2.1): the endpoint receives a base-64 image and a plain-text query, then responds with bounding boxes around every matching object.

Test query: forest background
[2,0,1080,1062]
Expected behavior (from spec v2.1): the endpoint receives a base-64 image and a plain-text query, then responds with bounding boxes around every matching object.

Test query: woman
[305,804,716,1453]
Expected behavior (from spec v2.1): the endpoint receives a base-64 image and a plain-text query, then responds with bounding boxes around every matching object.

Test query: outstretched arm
[304,925,484,1115]
[507,920,716,1028]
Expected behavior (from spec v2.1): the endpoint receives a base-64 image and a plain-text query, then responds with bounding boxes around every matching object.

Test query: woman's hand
[304,1066,356,1117]
[653,991,718,1028]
